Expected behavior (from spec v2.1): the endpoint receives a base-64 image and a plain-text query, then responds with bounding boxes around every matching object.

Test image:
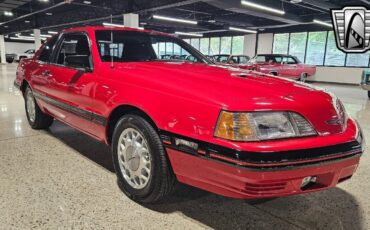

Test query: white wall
[257,33,273,54]
[244,34,256,58]
[310,67,363,84]
[4,42,34,54]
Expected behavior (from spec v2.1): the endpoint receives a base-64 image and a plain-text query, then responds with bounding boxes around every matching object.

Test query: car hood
[113,61,315,102]
[110,61,343,134]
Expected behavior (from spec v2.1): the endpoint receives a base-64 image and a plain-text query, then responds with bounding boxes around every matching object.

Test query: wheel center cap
[126,145,140,171]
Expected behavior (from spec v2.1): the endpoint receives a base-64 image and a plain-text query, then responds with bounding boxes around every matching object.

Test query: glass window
[220,37,232,54]
[190,38,200,50]
[165,42,174,55]
[55,33,91,69]
[95,30,209,63]
[282,56,297,64]
[232,36,244,55]
[305,31,327,65]
[158,42,166,56]
[324,31,346,66]
[273,33,289,54]
[209,37,220,55]
[346,53,370,67]
[200,38,209,55]
[289,32,307,62]
[214,55,230,63]
[173,43,181,55]
[38,35,58,62]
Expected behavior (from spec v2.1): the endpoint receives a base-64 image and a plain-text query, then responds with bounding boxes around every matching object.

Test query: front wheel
[112,114,176,203]
[24,86,53,129]
[299,73,307,82]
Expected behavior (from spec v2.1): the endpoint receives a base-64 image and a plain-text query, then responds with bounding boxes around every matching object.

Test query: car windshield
[95,30,209,64]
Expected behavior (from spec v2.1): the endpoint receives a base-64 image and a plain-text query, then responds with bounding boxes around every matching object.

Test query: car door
[41,32,104,139]
[281,56,298,77]
[31,35,59,97]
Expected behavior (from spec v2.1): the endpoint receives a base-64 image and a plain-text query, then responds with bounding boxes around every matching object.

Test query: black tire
[6,59,13,63]
[299,73,307,82]
[112,114,176,203]
[24,86,54,129]
[368,91,370,99]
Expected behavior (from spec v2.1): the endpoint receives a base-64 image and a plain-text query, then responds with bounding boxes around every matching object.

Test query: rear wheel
[112,114,176,203]
[24,86,53,129]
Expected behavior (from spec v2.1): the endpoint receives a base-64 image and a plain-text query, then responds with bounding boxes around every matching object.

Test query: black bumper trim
[160,130,364,170]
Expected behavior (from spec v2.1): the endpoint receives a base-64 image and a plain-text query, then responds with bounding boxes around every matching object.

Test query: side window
[38,36,58,62]
[256,55,266,63]
[283,57,297,64]
[55,34,91,69]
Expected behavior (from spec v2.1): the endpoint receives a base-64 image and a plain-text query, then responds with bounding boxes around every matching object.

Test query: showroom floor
[0,63,369,230]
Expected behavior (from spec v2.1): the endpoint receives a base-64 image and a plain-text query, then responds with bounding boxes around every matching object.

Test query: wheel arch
[269,71,278,76]
[20,79,29,94]
[106,104,158,145]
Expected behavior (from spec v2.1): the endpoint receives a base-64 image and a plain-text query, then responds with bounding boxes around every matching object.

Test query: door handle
[42,70,51,77]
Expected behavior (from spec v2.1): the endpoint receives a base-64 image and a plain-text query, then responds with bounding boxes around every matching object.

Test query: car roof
[61,25,173,37]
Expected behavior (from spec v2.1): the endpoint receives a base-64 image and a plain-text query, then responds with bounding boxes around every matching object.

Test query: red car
[247,54,316,81]
[14,26,363,203]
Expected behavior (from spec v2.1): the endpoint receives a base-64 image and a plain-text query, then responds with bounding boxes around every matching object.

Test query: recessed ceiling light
[313,19,332,27]
[153,15,197,25]
[102,22,125,28]
[140,22,147,25]
[4,26,8,28]
[25,20,30,23]
[46,12,53,16]
[83,1,91,4]
[39,0,49,2]
[229,26,257,34]
[174,31,203,37]
[4,11,13,16]
[48,31,58,34]
[241,1,285,15]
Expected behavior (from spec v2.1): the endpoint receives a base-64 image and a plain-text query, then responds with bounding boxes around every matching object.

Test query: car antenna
[110,14,114,69]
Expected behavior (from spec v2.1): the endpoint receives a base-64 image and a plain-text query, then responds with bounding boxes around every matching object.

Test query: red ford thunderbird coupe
[14,26,363,203]
[247,54,317,81]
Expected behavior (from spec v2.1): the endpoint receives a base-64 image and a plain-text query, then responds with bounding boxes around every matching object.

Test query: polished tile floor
[0,63,369,229]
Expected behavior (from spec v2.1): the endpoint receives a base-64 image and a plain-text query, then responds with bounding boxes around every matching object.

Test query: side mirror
[65,55,92,71]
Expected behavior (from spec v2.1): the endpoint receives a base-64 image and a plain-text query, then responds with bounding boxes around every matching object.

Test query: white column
[34,29,41,51]
[0,35,5,64]
[257,33,274,54]
[123,13,139,28]
[244,34,257,58]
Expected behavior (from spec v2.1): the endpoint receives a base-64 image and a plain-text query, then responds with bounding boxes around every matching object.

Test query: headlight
[214,111,317,141]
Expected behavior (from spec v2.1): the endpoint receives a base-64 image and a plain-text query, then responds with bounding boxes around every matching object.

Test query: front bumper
[162,121,364,199]
[167,148,360,199]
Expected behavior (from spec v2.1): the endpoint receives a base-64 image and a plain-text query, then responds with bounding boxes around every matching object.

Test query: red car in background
[247,54,316,81]
[15,26,363,203]
[212,54,250,69]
